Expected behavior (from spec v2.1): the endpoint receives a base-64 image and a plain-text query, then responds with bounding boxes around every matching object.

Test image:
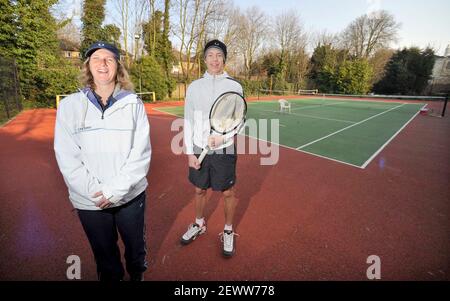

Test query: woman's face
[89,49,118,87]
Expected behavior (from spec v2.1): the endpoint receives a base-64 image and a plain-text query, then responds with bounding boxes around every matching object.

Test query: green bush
[32,61,80,107]
[131,56,174,101]
[239,79,264,96]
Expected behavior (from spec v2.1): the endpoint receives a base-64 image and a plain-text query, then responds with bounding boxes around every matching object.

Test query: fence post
[13,58,22,110]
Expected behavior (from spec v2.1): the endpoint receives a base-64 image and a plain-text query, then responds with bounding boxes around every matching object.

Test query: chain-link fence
[0,56,22,124]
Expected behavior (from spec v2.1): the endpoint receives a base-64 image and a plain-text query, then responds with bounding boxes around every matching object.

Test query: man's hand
[208,135,224,149]
[188,154,201,170]
[92,191,113,209]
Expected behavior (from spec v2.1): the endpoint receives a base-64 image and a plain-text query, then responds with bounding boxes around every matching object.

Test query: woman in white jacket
[54,42,151,281]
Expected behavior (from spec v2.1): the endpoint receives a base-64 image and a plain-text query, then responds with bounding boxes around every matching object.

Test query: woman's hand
[92,191,113,209]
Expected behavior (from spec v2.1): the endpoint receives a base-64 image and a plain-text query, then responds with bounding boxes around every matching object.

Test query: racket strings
[210,93,246,133]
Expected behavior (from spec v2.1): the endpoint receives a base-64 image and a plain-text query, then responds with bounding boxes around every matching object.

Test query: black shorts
[188,144,237,191]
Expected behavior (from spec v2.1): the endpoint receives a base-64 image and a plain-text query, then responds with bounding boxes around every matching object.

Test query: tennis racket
[197,91,247,165]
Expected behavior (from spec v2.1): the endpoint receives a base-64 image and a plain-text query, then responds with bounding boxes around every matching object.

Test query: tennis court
[154,96,426,168]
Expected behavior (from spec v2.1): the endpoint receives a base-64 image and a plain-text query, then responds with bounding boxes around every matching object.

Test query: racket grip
[197,146,209,164]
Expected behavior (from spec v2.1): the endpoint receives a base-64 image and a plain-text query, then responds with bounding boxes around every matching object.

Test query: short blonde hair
[79,58,134,91]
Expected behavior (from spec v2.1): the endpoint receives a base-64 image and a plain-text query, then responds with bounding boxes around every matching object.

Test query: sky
[62,0,450,56]
[236,0,450,55]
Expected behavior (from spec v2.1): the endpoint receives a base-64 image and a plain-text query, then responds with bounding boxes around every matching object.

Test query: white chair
[278,99,291,113]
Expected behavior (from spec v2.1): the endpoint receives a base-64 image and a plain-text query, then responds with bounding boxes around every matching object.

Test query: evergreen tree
[334,59,373,94]
[142,8,175,99]
[81,0,106,55]
[0,0,16,58]
[102,24,121,45]
[162,0,174,97]
[130,56,169,100]
[374,47,435,95]
[309,44,348,93]
[143,11,164,61]
[1,0,79,106]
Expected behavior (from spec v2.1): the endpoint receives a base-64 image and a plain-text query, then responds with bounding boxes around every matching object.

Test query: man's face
[204,48,225,75]
[89,48,118,87]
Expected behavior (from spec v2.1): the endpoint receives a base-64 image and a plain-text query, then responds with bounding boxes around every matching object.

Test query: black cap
[84,41,120,60]
[204,39,227,61]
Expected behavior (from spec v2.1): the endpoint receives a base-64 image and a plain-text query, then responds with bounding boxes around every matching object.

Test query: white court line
[290,101,348,111]
[296,103,406,150]
[152,107,183,118]
[250,107,356,124]
[242,134,363,169]
[288,112,355,124]
[360,103,425,168]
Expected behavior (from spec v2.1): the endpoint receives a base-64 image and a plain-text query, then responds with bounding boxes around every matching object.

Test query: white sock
[195,218,205,227]
[224,224,233,232]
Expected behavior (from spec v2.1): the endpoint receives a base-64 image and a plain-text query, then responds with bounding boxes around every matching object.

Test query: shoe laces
[184,223,198,234]
[186,223,205,235]
[219,231,239,248]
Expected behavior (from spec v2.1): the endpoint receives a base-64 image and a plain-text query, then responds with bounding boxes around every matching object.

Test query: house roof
[59,39,80,52]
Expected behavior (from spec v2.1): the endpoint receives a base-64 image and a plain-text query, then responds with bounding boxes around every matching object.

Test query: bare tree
[132,0,150,60]
[273,11,307,69]
[172,0,218,84]
[146,0,163,58]
[57,20,81,45]
[205,1,239,48]
[202,2,241,75]
[237,6,267,79]
[341,10,400,58]
[110,0,149,66]
[311,29,340,49]
[369,48,394,85]
[194,0,219,77]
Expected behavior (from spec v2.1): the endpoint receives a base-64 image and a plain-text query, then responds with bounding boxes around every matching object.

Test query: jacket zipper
[212,74,216,99]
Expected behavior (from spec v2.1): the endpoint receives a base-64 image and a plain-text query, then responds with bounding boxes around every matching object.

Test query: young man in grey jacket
[181,39,243,257]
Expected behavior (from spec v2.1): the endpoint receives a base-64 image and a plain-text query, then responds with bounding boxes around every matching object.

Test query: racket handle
[197,146,209,165]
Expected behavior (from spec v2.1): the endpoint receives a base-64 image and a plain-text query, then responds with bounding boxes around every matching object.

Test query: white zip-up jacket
[184,71,243,154]
[54,88,151,210]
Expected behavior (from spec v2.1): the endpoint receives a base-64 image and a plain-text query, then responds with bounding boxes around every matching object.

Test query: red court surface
[0,103,448,281]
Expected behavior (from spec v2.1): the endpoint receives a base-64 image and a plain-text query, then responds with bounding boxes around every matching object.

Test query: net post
[152,92,156,102]
[442,93,448,117]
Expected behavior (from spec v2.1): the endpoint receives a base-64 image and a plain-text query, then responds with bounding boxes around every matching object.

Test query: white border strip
[243,134,363,169]
[359,103,426,168]
[296,103,406,150]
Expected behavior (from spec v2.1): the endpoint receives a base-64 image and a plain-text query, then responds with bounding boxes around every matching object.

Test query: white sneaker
[219,230,239,257]
[180,222,206,245]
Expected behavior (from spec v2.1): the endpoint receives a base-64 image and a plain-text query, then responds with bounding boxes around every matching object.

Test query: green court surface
[154,97,425,168]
